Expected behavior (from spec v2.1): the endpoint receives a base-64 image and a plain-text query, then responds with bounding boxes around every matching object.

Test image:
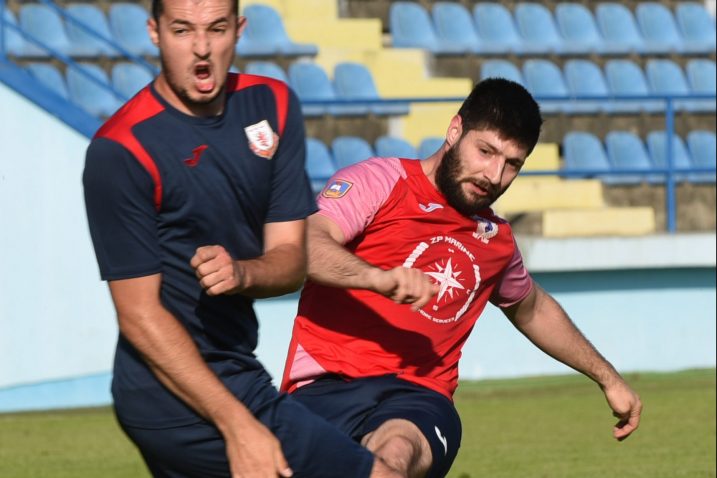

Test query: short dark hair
[457,78,543,155]
[151,0,239,22]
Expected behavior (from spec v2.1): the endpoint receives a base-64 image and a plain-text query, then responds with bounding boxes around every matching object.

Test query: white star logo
[425,258,465,303]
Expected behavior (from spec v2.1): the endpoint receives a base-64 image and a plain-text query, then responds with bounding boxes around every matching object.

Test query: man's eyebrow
[169,17,231,27]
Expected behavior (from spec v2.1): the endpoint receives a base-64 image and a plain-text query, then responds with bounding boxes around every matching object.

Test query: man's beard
[159,55,224,107]
[435,142,500,217]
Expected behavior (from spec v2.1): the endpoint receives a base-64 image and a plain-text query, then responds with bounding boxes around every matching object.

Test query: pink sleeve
[316,157,405,243]
[490,241,534,308]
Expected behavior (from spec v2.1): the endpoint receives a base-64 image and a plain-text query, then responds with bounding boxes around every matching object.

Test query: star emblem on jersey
[425,258,465,303]
[244,120,279,159]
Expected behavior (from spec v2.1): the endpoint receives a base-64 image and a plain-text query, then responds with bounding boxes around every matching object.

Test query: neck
[154,73,225,117]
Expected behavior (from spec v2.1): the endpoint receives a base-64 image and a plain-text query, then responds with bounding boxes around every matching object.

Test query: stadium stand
[645,58,709,112]
[605,130,661,184]
[244,60,289,82]
[521,59,574,114]
[64,3,120,58]
[686,131,717,183]
[389,1,464,54]
[332,61,409,116]
[562,131,616,183]
[595,2,648,54]
[646,131,693,182]
[66,62,123,117]
[18,3,93,57]
[604,59,663,113]
[305,137,337,191]
[513,2,567,55]
[675,2,717,53]
[111,62,154,99]
[331,136,375,170]
[431,2,482,54]
[2,8,28,57]
[237,4,318,57]
[563,59,613,114]
[472,2,525,55]
[635,2,688,54]
[288,61,367,116]
[418,137,444,159]
[108,3,158,57]
[554,3,613,55]
[374,135,417,158]
[685,59,717,111]
[25,62,69,100]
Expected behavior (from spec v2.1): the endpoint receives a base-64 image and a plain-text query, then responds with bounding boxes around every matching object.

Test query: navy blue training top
[83,73,317,427]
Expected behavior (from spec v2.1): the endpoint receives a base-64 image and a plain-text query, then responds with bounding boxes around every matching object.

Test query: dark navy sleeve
[265,88,318,223]
[83,137,163,280]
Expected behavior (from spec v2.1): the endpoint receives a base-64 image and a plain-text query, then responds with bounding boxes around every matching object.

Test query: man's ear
[446,115,463,147]
[148,18,159,47]
[236,15,247,41]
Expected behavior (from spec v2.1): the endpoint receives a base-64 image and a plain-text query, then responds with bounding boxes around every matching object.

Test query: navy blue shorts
[117,369,374,478]
[291,374,462,478]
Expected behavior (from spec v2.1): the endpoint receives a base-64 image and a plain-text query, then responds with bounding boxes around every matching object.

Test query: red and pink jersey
[281,157,533,400]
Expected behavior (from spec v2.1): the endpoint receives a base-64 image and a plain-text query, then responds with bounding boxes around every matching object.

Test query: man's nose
[193,32,210,58]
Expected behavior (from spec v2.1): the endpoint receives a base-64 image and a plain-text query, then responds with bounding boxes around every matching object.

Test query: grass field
[0,369,714,478]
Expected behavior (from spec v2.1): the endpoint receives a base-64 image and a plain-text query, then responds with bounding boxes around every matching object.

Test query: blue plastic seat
[108,3,158,57]
[305,138,337,191]
[66,62,123,117]
[374,136,417,159]
[331,136,375,170]
[563,59,612,114]
[432,2,481,53]
[675,2,717,53]
[562,131,617,184]
[605,131,659,184]
[390,2,463,54]
[65,4,121,58]
[635,2,686,54]
[25,62,69,100]
[112,62,154,99]
[685,59,716,112]
[333,62,409,116]
[472,3,525,54]
[522,59,574,114]
[595,3,647,54]
[479,59,524,85]
[237,5,318,57]
[418,137,444,159]
[646,131,692,183]
[244,61,288,83]
[514,3,567,54]
[19,4,98,57]
[686,131,717,183]
[554,3,613,54]
[3,9,30,57]
[645,59,706,112]
[604,59,661,113]
[288,62,364,117]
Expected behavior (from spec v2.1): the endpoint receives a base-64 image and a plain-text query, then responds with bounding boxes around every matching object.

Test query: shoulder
[94,87,164,145]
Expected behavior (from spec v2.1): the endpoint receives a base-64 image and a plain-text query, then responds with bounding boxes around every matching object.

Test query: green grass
[0,369,713,478]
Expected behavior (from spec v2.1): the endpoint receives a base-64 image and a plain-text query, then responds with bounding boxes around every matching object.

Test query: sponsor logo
[419,202,444,213]
[322,179,353,198]
[472,216,499,244]
[434,426,448,455]
[183,144,208,167]
[244,120,279,159]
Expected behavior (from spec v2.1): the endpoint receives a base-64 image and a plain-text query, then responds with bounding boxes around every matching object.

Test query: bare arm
[306,214,438,311]
[109,275,292,477]
[192,219,308,299]
[502,284,642,441]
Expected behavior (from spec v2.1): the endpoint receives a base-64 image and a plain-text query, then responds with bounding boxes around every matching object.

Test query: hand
[190,245,246,296]
[603,380,642,441]
[370,266,439,312]
[222,415,293,478]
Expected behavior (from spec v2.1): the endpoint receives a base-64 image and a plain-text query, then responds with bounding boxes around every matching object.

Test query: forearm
[238,242,306,298]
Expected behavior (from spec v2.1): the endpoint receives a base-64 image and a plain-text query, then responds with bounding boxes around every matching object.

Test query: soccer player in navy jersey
[82,0,403,477]
[282,79,643,477]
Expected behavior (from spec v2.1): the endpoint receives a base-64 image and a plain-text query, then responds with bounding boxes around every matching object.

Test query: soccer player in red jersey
[282,79,642,477]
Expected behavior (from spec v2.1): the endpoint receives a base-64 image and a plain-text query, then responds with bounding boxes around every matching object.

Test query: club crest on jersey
[472,217,499,244]
[244,120,279,159]
[322,179,353,198]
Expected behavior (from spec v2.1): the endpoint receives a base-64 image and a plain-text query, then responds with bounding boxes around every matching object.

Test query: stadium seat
[513,2,567,54]
[604,59,661,113]
[418,137,445,159]
[646,131,693,183]
[333,62,409,116]
[66,62,123,117]
[374,136,417,159]
[479,59,525,85]
[635,2,686,54]
[675,2,717,53]
[605,131,660,184]
[522,59,574,114]
[595,3,647,54]
[685,59,716,112]
[238,5,318,57]
[563,59,612,114]
[65,4,121,58]
[331,136,375,170]
[288,61,364,116]
[19,4,98,57]
[389,2,463,54]
[112,62,155,99]
[472,3,525,54]
[686,131,717,183]
[562,131,617,184]
[2,9,30,57]
[305,138,336,191]
[554,3,613,54]
[25,62,70,100]
[244,61,288,83]
[645,59,707,112]
[108,3,158,57]
[432,2,481,54]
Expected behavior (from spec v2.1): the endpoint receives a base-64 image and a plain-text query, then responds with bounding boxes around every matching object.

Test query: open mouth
[194,63,215,93]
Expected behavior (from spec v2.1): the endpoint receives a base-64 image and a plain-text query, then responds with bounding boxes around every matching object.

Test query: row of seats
[480,58,715,114]
[305,130,717,188]
[1,3,316,59]
[391,1,716,55]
